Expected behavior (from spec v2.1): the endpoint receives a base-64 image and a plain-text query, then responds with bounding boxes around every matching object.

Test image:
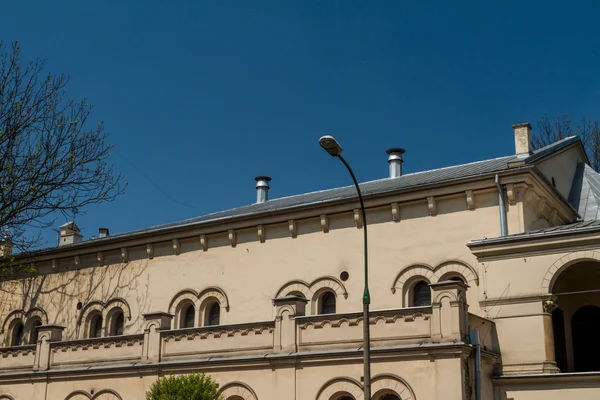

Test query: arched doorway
[551,260,600,372]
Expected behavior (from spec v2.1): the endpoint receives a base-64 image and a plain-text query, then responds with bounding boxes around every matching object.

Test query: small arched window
[89,314,103,338]
[320,292,336,314]
[10,320,24,346]
[29,318,42,344]
[449,276,465,283]
[181,304,195,328]
[379,395,400,400]
[109,311,125,336]
[412,281,431,307]
[207,303,220,326]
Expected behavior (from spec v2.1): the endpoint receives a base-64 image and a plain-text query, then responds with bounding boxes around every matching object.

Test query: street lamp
[318,135,371,400]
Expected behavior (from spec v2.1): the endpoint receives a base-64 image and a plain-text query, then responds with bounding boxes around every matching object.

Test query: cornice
[10,168,542,264]
[479,294,554,308]
[468,230,600,261]
[492,371,600,385]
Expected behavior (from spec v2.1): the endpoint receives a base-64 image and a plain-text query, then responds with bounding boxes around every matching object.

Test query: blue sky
[2,1,599,246]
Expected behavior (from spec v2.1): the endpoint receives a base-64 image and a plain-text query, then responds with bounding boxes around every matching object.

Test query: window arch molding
[542,251,600,293]
[199,287,229,326]
[276,276,348,315]
[2,308,48,346]
[169,287,230,328]
[64,388,123,400]
[316,377,363,400]
[391,260,478,306]
[0,395,16,400]
[218,381,258,400]
[77,298,132,338]
[371,373,416,400]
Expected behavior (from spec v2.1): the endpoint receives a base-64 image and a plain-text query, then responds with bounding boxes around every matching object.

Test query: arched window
[412,281,431,307]
[10,320,24,346]
[206,303,220,326]
[28,318,42,344]
[337,396,355,400]
[449,276,464,283]
[320,291,336,314]
[109,310,125,336]
[378,395,400,400]
[181,304,195,328]
[89,314,103,338]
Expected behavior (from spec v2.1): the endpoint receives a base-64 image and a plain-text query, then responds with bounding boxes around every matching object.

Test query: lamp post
[318,135,371,400]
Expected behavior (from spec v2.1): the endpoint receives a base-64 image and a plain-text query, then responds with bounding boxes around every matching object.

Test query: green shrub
[145,373,223,400]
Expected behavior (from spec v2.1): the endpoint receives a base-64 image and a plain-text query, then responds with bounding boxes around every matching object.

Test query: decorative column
[142,312,173,363]
[272,295,308,353]
[429,280,469,342]
[33,324,64,371]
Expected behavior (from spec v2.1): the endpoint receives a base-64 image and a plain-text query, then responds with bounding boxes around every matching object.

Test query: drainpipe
[495,174,507,237]
[469,330,482,400]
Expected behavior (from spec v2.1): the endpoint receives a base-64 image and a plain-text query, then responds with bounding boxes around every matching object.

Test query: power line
[113,150,197,209]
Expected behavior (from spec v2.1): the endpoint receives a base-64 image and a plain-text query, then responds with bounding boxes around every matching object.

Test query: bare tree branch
[533,113,600,172]
[0,41,126,255]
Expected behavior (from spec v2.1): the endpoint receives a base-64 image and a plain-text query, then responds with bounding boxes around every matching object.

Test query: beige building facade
[1,123,599,399]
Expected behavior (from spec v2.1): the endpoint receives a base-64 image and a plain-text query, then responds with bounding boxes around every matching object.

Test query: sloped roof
[468,219,600,246]
[568,162,600,221]
[48,136,583,249]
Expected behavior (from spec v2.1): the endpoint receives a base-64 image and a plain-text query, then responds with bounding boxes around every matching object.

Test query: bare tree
[533,114,600,172]
[0,41,125,254]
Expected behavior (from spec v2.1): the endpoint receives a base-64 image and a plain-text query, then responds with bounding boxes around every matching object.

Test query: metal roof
[568,162,600,221]
[45,136,583,250]
[468,219,600,246]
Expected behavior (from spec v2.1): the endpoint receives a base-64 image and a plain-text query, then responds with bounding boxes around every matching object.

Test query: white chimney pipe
[386,148,405,178]
[98,228,109,238]
[255,176,272,204]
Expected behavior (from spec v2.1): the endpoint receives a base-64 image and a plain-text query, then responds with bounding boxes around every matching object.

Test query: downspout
[495,174,507,237]
[469,330,483,400]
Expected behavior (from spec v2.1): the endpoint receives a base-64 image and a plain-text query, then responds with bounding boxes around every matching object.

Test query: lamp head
[318,135,343,157]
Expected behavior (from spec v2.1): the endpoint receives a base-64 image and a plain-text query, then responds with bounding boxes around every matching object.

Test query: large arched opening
[551,260,600,372]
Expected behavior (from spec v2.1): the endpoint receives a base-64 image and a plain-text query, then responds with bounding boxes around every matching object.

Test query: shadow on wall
[0,255,150,341]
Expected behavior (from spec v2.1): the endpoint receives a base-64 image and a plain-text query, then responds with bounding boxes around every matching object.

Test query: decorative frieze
[162,324,274,342]
[298,311,429,330]
[51,336,144,353]
[0,345,35,358]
